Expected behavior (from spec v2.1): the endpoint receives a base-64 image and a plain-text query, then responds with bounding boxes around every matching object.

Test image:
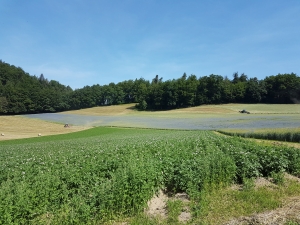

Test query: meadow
[1,103,300,224]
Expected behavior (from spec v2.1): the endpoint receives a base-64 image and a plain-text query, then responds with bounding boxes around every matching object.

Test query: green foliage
[0,128,300,224]
[166,200,182,224]
[136,99,147,110]
[2,60,300,114]
[270,171,285,185]
[218,130,300,143]
[242,177,255,190]
[285,221,300,225]
[0,61,72,114]
[192,179,300,225]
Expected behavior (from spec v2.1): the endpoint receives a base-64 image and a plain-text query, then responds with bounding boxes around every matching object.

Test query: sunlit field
[62,103,300,116]
[1,104,300,224]
[0,115,88,140]
[22,103,300,131]
[1,127,300,224]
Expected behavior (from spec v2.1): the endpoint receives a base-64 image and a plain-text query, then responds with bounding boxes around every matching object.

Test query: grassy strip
[217,129,300,143]
[192,179,300,225]
[120,178,300,224]
[0,127,144,145]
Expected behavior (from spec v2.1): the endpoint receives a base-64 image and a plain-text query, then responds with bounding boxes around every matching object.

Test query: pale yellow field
[215,103,300,114]
[62,103,137,116]
[62,103,300,117]
[0,116,89,141]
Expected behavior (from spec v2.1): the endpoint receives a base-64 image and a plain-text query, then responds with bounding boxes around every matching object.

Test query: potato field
[1,127,300,224]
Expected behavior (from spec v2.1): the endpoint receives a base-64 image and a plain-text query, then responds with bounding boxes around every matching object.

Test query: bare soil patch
[0,116,88,141]
[254,177,277,189]
[145,190,168,219]
[145,190,191,223]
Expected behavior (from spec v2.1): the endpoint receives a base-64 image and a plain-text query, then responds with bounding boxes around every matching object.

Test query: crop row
[0,128,300,224]
[218,130,300,143]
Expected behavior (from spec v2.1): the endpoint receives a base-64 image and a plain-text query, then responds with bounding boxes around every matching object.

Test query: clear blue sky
[1,0,299,89]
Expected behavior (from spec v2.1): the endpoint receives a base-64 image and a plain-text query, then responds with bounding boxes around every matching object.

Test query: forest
[0,60,300,114]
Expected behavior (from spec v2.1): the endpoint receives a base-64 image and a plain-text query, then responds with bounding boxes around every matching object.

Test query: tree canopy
[0,60,299,114]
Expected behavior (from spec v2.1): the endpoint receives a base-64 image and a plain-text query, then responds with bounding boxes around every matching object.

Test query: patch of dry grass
[166,105,235,114]
[218,103,300,114]
[61,103,300,117]
[62,104,137,116]
[0,115,89,141]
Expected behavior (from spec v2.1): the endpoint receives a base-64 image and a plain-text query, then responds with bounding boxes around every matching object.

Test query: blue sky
[1,0,299,89]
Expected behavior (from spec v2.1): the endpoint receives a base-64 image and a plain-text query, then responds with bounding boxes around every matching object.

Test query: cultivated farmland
[1,127,300,224]
[1,104,300,224]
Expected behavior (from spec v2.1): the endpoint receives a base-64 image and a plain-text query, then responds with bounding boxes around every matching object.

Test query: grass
[214,103,300,114]
[1,104,300,224]
[61,103,137,116]
[218,127,300,143]
[0,115,88,141]
[195,179,300,225]
[61,103,300,116]
[0,126,130,145]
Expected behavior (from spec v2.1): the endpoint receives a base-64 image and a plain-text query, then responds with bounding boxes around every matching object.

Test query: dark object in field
[239,109,250,114]
[64,123,70,128]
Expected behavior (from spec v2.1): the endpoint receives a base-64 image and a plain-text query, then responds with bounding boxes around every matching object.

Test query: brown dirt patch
[178,211,192,223]
[145,190,168,219]
[174,193,191,223]
[0,115,89,141]
[145,190,191,223]
[254,177,277,189]
[284,173,300,183]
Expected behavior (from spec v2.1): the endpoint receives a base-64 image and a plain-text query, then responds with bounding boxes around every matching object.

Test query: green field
[1,127,300,224]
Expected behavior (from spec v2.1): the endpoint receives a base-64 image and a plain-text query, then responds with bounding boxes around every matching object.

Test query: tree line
[0,60,299,114]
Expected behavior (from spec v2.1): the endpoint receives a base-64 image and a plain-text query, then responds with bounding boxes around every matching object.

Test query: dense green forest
[0,60,300,114]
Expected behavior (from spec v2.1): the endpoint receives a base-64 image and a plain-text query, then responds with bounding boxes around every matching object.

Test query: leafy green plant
[166,200,182,224]
[1,127,300,224]
[285,220,300,225]
[242,177,255,191]
[270,171,285,185]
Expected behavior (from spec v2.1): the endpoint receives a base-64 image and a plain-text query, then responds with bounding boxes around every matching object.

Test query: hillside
[1,60,300,115]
